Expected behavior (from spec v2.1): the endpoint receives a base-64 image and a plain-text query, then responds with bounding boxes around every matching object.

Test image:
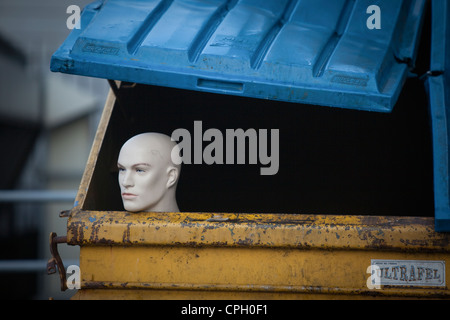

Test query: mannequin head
[117,132,181,212]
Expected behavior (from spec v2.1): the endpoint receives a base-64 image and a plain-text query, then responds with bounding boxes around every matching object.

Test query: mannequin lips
[122,193,137,200]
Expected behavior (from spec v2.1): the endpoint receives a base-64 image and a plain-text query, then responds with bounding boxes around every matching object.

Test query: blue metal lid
[51,0,426,112]
[428,0,450,232]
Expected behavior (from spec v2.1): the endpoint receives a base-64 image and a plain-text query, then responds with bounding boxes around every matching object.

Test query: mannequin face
[117,133,179,212]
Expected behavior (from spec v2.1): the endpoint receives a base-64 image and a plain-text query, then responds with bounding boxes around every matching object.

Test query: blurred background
[0,0,109,299]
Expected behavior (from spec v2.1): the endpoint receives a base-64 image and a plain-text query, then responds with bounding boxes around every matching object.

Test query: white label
[371,260,445,287]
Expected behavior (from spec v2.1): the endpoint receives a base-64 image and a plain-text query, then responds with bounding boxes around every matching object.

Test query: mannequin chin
[117,132,181,212]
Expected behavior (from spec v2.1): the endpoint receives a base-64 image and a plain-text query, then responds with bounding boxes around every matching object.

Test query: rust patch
[67,220,86,245]
[237,238,254,246]
[89,219,102,243]
[122,222,132,244]
[83,281,108,289]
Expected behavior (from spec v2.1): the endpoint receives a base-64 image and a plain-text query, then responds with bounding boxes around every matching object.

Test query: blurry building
[0,0,108,299]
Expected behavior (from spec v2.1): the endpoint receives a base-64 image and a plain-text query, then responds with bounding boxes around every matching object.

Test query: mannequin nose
[121,171,134,188]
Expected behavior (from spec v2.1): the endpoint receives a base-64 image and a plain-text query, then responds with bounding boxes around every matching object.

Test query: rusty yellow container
[60,87,450,300]
[47,0,450,300]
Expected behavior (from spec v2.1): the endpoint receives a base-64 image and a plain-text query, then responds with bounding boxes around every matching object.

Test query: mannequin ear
[166,167,178,189]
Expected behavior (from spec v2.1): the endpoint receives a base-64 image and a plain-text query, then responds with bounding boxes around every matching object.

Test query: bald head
[117,132,181,212]
[120,132,181,170]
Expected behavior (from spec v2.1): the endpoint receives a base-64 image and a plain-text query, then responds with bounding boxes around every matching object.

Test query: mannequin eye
[118,167,125,172]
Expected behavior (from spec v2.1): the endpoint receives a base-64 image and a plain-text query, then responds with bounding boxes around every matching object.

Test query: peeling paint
[67,211,450,252]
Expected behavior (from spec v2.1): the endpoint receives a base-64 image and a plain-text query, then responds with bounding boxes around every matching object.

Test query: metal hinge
[418,70,444,81]
[47,232,68,291]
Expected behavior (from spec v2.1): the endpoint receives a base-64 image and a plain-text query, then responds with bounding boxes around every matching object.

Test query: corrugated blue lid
[51,0,426,112]
[428,0,450,232]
